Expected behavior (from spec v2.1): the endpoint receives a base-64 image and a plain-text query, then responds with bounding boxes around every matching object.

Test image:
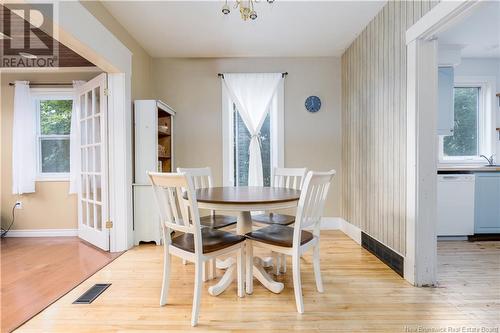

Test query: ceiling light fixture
[221,0,274,21]
[19,52,38,59]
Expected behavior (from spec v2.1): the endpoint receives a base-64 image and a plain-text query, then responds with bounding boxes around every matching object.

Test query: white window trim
[222,80,284,186]
[438,76,496,165]
[32,88,74,181]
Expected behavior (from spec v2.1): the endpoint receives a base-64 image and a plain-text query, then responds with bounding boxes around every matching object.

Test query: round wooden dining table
[193,186,301,296]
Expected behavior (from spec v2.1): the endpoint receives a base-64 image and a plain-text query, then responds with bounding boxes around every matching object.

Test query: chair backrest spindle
[177,167,213,190]
[272,167,308,190]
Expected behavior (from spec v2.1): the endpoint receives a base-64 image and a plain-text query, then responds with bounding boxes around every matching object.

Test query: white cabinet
[133,100,175,245]
[437,66,455,136]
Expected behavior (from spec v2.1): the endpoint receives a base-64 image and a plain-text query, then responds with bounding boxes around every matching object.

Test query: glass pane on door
[95,175,101,202]
[89,176,95,201]
[95,148,101,173]
[94,116,101,143]
[80,121,86,145]
[81,175,88,200]
[86,119,93,145]
[95,205,102,230]
[94,88,100,114]
[88,147,95,173]
[82,201,87,226]
[88,202,94,228]
[86,92,92,117]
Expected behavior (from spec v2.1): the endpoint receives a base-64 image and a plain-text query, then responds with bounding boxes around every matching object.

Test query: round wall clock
[305,96,321,113]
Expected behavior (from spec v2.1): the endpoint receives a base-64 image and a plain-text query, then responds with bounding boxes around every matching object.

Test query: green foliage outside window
[39,99,73,173]
[443,87,479,157]
[40,100,72,135]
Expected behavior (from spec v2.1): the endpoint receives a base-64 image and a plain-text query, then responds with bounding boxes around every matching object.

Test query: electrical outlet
[15,201,23,209]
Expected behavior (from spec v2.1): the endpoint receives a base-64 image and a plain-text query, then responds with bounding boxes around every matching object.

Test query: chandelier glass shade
[222,0,274,21]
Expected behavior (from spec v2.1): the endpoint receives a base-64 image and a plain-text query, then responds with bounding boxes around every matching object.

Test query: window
[233,105,272,186]
[439,78,495,164]
[223,81,284,186]
[33,90,73,179]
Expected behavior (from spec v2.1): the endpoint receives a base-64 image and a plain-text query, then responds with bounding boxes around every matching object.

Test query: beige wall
[81,1,153,100]
[0,2,156,231]
[0,71,100,230]
[152,57,342,216]
[341,0,439,254]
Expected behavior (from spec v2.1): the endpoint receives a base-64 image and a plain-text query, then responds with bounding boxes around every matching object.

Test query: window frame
[31,88,74,181]
[222,80,284,186]
[438,76,496,165]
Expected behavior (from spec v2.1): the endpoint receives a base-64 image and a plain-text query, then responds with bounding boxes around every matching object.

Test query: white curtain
[69,80,86,194]
[12,81,36,195]
[223,73,282,186]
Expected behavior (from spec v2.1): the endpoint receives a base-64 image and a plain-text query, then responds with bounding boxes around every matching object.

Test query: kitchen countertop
[438,165,500,173]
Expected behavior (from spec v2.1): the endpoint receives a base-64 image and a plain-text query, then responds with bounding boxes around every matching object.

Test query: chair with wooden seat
[148,172,245,327]
[177,167,237,229]
[252,167,308,226]
[177,167,238,279]
[252,167,307,274]
[245,170,336,314]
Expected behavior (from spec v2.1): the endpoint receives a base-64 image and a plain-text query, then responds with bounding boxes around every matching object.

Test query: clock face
[305,96,321,113]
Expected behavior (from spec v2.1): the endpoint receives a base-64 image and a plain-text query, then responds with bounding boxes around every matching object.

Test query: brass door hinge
[105,220,113,229]
[104,88,110,96]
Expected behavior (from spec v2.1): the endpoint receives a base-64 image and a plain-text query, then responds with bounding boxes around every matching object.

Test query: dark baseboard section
[468,234,500,242]
[361,232,404,277]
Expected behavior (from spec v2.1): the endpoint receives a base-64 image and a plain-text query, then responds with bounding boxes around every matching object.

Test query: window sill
[36,178,70,182]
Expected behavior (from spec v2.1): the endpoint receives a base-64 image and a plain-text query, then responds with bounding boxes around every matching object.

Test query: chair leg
[191,261,203,327]
[281,254,287,273]
[209,259,216,280]
[160,243,170,306]
[202,261,209,282]
[245,241,253,294]
[292,254,304,313]
[236,246,245,298]
[273,252,281,275]
[313,245,324,293]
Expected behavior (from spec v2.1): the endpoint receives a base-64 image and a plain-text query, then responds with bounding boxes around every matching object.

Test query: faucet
[480,154,495,166]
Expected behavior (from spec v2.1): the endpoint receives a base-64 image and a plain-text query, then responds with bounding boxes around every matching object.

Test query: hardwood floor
[15,231,500,332]
[1,237,121,333]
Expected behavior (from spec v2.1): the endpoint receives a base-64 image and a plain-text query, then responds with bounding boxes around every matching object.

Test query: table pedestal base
[208,211,284,296]
[208,257,284,296]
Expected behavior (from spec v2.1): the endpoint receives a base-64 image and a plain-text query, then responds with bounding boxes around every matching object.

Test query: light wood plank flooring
[16,231,500,332]
[1,237,121,333]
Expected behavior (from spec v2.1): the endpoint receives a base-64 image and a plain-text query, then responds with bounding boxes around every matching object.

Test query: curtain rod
[8,82,73,86]
[218,72,288,79]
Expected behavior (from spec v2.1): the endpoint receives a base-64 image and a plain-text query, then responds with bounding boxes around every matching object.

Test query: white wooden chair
[148,172,245,327]
[252,167,308,274]
[177,167,237,280]
[177,167,238,229]
[253,167,308,226]
[245,170,336,313]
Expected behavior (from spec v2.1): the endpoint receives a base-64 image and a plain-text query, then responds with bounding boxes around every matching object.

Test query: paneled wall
[341,0,439,254]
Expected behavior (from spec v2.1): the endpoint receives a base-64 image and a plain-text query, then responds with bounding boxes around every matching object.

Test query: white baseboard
[4,229,78,237]
[319,217,341,229]
[317,217,362,245]
[339,218,362,245]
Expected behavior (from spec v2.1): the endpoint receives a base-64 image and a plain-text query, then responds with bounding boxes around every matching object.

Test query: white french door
[76,73,109,250]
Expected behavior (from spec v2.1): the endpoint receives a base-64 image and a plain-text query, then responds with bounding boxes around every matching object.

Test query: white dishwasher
[437,174,475,236]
